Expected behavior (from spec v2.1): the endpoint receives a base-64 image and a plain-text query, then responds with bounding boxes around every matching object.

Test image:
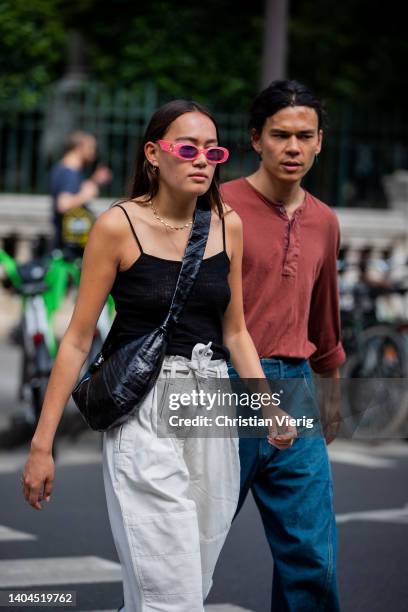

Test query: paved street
[1,342,408,611]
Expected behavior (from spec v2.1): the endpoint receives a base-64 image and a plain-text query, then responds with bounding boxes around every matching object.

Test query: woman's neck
[152,185,197,223]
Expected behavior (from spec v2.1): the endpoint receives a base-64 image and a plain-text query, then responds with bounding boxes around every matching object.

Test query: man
[50,131,111,255]
[221,80,345,611]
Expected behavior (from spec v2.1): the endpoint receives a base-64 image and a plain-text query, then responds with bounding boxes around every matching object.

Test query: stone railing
[0,193,407,337]
[0,194,111,260]
[0,193,407,259]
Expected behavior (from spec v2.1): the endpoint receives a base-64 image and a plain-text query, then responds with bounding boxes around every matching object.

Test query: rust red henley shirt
[221,177,346,373]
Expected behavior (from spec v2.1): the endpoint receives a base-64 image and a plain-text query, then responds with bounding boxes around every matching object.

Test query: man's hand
[91,165,112,186]
[81,179,99,200]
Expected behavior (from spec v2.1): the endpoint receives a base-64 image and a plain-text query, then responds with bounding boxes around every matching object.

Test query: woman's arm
[222,210,265,378]
[222,210,296,448]
[23,207,124,509]
[32,211,121,450]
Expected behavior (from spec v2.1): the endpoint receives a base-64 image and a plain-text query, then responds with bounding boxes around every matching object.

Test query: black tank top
[108,205,231,360]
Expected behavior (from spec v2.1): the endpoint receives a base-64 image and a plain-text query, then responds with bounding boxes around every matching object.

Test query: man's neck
[61,152,83,170]
[246,167,305,217]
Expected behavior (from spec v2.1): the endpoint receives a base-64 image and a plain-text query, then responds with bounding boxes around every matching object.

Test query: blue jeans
[228,358,340,612]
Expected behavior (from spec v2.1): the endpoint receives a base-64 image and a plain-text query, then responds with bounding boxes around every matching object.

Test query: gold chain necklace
[149,200,193,231]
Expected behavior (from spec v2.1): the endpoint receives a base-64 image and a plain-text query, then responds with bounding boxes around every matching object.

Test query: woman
[21,100,296,611]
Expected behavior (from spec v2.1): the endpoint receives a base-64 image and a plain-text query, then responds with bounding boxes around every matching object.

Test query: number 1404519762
[0,591,75,607]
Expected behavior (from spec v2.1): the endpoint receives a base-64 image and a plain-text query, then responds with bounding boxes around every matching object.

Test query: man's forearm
[319,367,340,379]
[57,182,98,213]
[318,367,342,444]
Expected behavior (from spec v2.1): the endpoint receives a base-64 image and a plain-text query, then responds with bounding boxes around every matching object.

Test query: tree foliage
[289,0,407,110]
[0,0,405,112]
[67,0,264,110]
[0,0,65,107]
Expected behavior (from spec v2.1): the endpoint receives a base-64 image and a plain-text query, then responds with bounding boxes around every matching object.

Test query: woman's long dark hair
[128,100,224,218]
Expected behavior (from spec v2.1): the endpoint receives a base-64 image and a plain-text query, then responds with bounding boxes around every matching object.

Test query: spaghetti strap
[221,214,226,253]
[114,204,144,253]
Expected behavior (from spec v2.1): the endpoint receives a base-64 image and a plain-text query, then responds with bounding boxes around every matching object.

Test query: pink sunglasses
[157,140,229,164]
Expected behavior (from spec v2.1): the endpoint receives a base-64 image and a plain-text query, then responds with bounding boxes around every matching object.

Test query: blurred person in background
[50,131,112,257]
[222,80,345,612]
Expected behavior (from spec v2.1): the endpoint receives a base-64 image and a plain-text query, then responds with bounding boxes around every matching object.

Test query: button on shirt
[220,177,346,373]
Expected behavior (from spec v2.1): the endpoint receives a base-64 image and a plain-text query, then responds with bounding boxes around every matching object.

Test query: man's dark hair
[249,80,326,134]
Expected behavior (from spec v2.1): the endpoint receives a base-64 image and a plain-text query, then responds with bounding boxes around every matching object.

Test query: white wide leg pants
[102,343,240,612]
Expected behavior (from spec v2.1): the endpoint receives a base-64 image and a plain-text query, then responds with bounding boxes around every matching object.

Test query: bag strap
[160,206,211,337]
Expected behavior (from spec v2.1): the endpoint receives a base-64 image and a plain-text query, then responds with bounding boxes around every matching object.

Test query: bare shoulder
[92,200,144,238]
[222,204,243,236]
[85,203,138,262]
[221,205,242,262]
[88,207,120,243]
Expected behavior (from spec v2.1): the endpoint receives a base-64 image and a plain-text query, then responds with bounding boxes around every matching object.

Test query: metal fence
[1,81,407,208]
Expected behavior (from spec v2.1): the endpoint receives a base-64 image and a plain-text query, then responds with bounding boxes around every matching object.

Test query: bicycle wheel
[342,325,408,438]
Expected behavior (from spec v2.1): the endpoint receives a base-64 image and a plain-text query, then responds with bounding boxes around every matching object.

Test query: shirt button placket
[283,218,291,273]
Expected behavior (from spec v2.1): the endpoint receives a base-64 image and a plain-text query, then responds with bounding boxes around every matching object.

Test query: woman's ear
[144,141,159,168]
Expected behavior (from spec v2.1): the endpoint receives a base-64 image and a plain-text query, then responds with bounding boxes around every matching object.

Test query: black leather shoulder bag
[72,206,211,432]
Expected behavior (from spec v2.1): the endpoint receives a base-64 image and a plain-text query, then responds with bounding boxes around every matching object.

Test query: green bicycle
[0,248,115,447]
